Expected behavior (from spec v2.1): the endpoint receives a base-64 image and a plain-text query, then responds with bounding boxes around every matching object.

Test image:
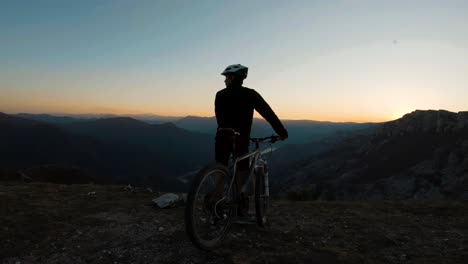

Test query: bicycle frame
[228,149,260,195]
[226,140,272,202]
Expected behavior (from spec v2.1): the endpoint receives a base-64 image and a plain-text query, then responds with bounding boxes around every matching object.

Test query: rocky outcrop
[378,110,468,136]
[281,110,468,200]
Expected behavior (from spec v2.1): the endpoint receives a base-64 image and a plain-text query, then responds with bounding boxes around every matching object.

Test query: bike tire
[255,169,269,227]
[185,162,235,250]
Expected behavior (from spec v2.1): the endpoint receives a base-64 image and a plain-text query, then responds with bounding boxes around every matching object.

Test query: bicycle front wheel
[184,162,236,250]
[255,169,269,227]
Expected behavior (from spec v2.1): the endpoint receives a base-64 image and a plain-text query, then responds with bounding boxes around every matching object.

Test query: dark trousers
[215,132,250,171]
[214,132,251,215]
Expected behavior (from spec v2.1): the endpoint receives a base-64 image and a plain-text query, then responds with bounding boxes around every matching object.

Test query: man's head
[221,64,248,87]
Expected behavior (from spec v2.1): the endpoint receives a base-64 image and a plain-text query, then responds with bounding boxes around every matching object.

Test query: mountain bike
[185,128,281,250]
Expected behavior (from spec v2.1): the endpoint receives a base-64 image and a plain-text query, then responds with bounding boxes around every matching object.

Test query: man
[215,64,288,216]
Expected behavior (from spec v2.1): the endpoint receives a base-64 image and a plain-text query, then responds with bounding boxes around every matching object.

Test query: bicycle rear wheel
[255,169,269,227]
[185,163,236,250]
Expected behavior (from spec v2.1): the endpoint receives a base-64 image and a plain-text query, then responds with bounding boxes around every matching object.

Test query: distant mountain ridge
[62,117,212,160]
[13,113,179,125]
[175,115,374,145]
[1,112,41,126]
[15,113,90,124]
[8,113,375,145]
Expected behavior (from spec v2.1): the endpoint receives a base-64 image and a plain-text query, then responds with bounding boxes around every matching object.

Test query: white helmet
[221,64,248,79]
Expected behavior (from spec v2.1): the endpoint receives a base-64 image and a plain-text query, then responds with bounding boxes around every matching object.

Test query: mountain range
[174,115,374,145]
[8,112,364,189]
[0,113,212,190]
[3,110,467,200]
[15,113,374,145]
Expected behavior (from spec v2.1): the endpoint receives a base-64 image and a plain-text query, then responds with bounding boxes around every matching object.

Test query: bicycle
[185,128,281,250]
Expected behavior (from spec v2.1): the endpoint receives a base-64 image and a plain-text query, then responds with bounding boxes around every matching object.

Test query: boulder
[152,193,181,208]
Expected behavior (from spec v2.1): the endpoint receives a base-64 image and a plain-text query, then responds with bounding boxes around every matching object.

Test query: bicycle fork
[255,159,270,197]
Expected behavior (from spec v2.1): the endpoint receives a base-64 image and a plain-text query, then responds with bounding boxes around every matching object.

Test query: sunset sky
[1,0,468,122]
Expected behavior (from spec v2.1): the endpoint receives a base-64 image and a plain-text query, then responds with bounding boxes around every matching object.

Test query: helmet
[221,64,248,79]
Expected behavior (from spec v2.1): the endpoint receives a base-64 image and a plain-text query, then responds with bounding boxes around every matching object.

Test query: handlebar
[250,135,282,144]
[218,128,284,144]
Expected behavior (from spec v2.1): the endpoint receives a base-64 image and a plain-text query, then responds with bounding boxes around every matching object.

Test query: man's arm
[252,90,288,138]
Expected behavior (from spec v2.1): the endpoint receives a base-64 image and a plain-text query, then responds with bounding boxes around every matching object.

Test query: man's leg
[235,138,250,216]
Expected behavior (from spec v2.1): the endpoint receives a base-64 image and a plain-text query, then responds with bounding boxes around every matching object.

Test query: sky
[1,0,468,122]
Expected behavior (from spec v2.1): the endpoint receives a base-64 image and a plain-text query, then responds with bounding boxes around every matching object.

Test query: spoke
[191,169,233,243]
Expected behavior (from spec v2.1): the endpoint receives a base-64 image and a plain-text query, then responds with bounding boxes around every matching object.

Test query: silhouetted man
[215,64,288,215]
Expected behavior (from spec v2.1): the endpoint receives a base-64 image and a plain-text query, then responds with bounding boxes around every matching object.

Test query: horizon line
[2,110,403,124]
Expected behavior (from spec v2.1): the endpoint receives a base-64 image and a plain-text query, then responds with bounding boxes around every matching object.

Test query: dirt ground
[1,182,467,264]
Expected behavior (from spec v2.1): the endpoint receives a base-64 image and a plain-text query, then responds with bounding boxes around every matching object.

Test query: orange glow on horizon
[1,94,400,123]
[2,104,396,123]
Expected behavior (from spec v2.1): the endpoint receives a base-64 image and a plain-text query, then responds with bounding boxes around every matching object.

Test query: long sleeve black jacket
[215,86,288,139]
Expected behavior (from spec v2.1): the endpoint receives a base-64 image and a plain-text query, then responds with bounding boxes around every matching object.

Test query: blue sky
[1,0,468,121]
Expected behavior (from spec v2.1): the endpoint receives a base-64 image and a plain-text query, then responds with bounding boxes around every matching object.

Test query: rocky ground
[1,182,467,264]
